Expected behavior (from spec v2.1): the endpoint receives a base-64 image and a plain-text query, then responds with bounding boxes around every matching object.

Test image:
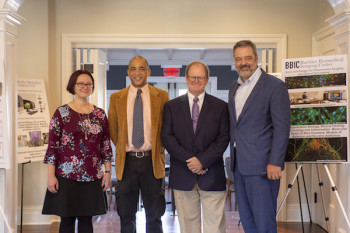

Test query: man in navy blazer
[228,40,290,233]
[162,61,229,233]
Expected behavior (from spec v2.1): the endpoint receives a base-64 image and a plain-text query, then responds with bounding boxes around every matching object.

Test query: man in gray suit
[228,40,290,233]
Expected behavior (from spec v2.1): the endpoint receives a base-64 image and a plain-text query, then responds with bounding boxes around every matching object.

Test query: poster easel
[277,163,350,232]
[19,161,31,233]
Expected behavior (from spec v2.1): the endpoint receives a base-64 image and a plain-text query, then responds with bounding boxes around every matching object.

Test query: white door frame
[62,34,287,105]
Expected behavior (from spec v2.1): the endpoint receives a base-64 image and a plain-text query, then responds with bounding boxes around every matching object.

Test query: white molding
[327,10,350,33]
[62,34,287,105]
[312,25,336,56]
[313,25,335,41]
[0,8,25,232]
[17,205,52,225]
[327,0,350,14]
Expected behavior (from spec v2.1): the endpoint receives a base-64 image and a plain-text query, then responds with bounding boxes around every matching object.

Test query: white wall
[17,0,52,225]
[16,0,337,226]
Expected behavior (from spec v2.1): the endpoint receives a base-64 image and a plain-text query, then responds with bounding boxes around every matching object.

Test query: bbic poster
[282,55,348,163]
[17,79,50,163]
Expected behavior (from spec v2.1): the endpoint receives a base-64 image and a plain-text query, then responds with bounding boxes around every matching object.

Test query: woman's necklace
[77,112,90,140]
[72,101,92,140]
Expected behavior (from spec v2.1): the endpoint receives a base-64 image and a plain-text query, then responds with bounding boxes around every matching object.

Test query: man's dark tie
[192,97,199,132]
[132,89,144,149]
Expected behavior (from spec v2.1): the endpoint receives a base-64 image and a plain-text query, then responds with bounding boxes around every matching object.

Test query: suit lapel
[195,93,211,136]
[229,82,239,125]
[149,85,161,143]
[180,94,195,137]
[116,87,129,144]
[237,71,266,123]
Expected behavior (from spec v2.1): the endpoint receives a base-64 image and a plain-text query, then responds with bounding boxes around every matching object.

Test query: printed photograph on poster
[18,93,47,116]
[17,79,50,163]
[286,138,347,162]
[289,89,346,106]
[285,73,346,89]
[282,54,349,163]
[291,106,346,125]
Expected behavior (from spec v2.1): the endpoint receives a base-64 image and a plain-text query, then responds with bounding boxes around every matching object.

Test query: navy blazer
[161,93,229,191]
[228,69,291,176]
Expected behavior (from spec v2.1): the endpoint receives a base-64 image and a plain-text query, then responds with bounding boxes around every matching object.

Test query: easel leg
[296,164,305,233]
[316,164,330,232]
[301,166,312,222]
[20,161,31,233]
[0,204,13,232]
[20,163,24,233]
[323,164,350,231]
[276,164,303,217]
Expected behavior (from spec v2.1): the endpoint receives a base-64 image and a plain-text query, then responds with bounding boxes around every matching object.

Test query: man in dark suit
[228,40,290,233]
[162,61,229,233]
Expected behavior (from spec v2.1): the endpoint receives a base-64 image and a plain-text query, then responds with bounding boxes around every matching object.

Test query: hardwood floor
[19,191,326,233]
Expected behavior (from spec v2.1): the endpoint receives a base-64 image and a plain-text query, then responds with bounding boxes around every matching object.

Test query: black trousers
[116,155,166,233]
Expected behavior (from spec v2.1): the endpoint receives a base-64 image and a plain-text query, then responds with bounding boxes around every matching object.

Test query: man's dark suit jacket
[161,93,229,191]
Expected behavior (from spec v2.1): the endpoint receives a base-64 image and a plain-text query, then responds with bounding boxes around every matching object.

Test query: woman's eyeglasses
[76,82,94,88]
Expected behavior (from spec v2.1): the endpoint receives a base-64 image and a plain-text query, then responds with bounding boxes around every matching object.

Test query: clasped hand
[186,157,207,175]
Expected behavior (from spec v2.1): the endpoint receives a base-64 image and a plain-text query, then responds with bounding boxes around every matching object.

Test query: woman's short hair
[66,70,94,95]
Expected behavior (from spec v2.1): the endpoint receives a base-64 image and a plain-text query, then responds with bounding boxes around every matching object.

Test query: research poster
[17,79,50,163]
[283,55,348,163]
[0,60,9,169]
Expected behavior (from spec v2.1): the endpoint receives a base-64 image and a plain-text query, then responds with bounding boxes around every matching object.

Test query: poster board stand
[277,163,350,232]
[277,164,312,233]
[19,160,31,233]
[322,164,350,230]
[316,164,330,231]
[299,164,312,225]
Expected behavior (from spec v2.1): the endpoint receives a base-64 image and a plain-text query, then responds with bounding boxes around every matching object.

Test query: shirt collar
[188,91,205,102]
[129,84,149,95]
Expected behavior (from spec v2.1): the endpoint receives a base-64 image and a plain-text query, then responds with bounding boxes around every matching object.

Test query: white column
[0,9,25,233]
[326,10,350,233]
[90,49,107,109]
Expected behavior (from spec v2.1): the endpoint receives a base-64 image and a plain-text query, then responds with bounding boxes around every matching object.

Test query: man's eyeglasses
[187,76,207,82]
[76,82,94,88]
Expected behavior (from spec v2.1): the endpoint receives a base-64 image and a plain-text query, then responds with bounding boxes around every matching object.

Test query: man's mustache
[239,64,251,69]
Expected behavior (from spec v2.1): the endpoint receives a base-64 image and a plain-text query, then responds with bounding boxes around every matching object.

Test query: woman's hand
[101,173,111,192]
[47,164,58,193]
[47,175,59,193]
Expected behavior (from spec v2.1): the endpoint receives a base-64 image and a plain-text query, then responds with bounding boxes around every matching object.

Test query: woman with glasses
[42,70,113,233]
